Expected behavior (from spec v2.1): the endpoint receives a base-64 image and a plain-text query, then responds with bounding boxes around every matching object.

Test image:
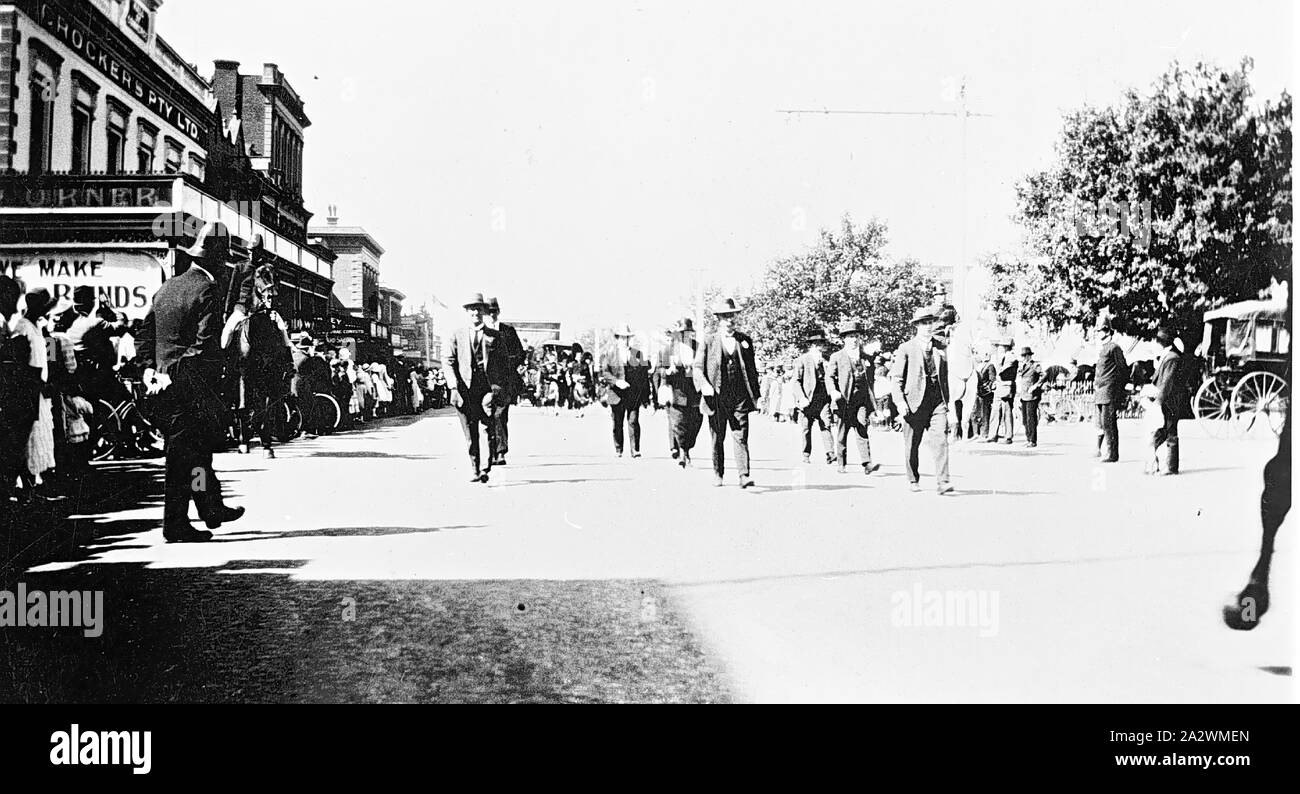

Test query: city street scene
[0,0,1294,709]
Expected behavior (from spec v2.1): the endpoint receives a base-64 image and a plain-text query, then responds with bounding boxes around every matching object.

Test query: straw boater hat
[711,297,742,316]
[462,292,489,309]
[613,323,635,338]
[910,306,941,325]
[838,319,867,336]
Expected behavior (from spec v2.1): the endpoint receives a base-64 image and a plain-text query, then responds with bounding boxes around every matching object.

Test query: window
[188,153,206,181]
[137,122,157,172]
[106,101,128,175]
[70,78,97,174]
[28,72,56,174]
[163,138,183,174]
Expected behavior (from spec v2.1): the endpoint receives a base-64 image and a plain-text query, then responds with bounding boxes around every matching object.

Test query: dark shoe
[1003,439,1014,445]
[826,455,836,465]
[671,449,680,460]
[739,476,754,489]
[164,525,214,544]
[263,448,276,459]
[631,452,642,459]
[1027,442,1037,448]
[204,506,245,530]
[1223,581,1269,630]
[479,473,490,484]
[864,463,881,475]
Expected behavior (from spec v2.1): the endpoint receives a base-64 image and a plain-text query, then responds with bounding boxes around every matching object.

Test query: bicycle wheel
[275,400,303,442]
[123,403,166,457]
[314,393,341,430]
[90,400,124,462]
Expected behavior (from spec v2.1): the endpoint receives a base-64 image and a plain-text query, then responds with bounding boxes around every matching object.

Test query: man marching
[795,329,836,465]
[445,293,510,483]
[694,298,761,488]
[599,323,651,458]
[893,306,954,495]
[656,317,702,468]
[485,297,524,466]
[827,320,882,476]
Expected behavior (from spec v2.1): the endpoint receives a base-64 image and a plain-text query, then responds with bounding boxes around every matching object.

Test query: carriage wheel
[89,400,124,462]
[1231,372,1288,437]
[1194,378,1233,438]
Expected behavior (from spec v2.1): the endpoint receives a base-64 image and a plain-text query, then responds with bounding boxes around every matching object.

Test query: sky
[160,0,1293,334]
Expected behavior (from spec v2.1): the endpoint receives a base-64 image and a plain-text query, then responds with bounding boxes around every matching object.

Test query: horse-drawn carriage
[1193,298,1289,438]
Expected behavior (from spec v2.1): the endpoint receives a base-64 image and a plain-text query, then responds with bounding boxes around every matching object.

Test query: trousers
[1096,402,1119,462]
[709,400,751,478]
[903,400,950,486]
[834,402,873,467]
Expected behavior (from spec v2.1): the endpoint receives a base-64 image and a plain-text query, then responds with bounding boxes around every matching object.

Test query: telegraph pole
[777,78,990,318]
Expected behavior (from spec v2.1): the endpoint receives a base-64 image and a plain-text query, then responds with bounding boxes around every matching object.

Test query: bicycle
[89,381,166,462]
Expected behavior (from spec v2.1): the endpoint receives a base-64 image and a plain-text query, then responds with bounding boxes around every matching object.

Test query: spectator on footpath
[1,277,40,510]
[987,337,1018,444]
[1151,327,1191,475]
[1016,346,1045,447]
[1094,317,1129,463]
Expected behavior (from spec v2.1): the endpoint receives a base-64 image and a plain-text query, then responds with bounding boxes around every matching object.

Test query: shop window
[138,121,158,172]
[28,72,56,174]
[106,100,129,175]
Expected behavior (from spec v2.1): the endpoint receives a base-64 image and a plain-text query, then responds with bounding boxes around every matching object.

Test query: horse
[224,262,295,455]
[1223,409,1290,630]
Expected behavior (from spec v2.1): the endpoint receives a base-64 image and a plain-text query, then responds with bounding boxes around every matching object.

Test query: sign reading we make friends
[0,251,167,320]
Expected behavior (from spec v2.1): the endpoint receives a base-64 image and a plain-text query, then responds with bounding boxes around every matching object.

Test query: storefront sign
[0,177,174,209]
[23,0,210,142]
[0,251,167,320]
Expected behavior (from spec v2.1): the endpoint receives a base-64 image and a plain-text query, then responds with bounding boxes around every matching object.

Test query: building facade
[0,0,335,331]
[395,308,441,368]
[309,209,392,363]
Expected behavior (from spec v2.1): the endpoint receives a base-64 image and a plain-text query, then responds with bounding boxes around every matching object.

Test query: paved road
[3,406,1293,702]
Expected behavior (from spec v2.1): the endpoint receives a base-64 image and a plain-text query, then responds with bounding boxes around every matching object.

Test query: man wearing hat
[1015,345,1045,447]
[58,284,128,405]
[893,305,954,494]
[987,337,1018,444]
[136,220,245,542]
[795,328,835,465]
[1093,317,1129,462]
[656,317,701,467]
[693,297,762,488]
[826,320,882,476]
[485,297,524,465]
[599,323,651,458]
[445,293,511,482]
[1151,327,1191,474]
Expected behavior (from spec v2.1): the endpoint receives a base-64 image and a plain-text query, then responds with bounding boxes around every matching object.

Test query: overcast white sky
[161,0,1292,332]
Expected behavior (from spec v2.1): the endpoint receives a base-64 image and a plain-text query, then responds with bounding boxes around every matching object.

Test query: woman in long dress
[12,289,55,493]
[372,362,393,417]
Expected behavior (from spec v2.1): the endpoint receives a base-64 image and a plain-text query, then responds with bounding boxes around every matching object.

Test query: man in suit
[826,320,882,476]
[486,297,524,466]
[137,221,244,543]
[694,297,762,488]
[1094,317,1129,462]
[1016,345,1045,447]
[972,351,996,440]
[445,293,510,483]
[656,317,701,468]
[893,306,954,495]
[599,323,651,458]
[796,329,835,464]
[1151,327,1191,474]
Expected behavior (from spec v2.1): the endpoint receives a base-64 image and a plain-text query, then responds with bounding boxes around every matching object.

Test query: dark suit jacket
[1016,359,1045,402]
[826,348,876,411]
[1154,349,1193,419]
[600,347,651,404]
[136,264,222,383]
[1094,341,1129,405]
[893,336,949,414]
[655,341,700,407]
[796,351,830,405]
[496,322,525,396]
[693,331,761,410]
[446,324,511,393]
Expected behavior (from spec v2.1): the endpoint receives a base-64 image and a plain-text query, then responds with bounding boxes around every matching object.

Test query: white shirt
[722,336,737,355]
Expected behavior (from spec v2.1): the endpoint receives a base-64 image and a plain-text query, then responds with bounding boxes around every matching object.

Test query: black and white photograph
[0,0,1293,747]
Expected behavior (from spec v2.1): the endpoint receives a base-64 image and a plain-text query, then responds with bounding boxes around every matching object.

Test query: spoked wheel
[89,400,124,462]
[1231,372,1288,437]
[1194,378,1233,438]
[314,393,342,430]
[274,401,303,443]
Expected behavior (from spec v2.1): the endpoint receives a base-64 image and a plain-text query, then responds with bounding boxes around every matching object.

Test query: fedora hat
[711,297,742,316]
[462,292,489,309]
[486,297,502,313]
[672,317,695,334]
[1094,316,1114,332]
[1020,345,1034,356]
[804,328,829,345]
[910,306,941,325]
[23,287,53,318]
[838,319,866,336]
[612,323,635,338]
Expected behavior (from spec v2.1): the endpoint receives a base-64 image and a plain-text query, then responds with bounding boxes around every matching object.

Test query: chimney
[326,205,339,226]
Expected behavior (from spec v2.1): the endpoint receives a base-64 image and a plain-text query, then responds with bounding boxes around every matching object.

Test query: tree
[982,251,1082,330]
[743,215,939,362]
[1014,58,1291,341]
